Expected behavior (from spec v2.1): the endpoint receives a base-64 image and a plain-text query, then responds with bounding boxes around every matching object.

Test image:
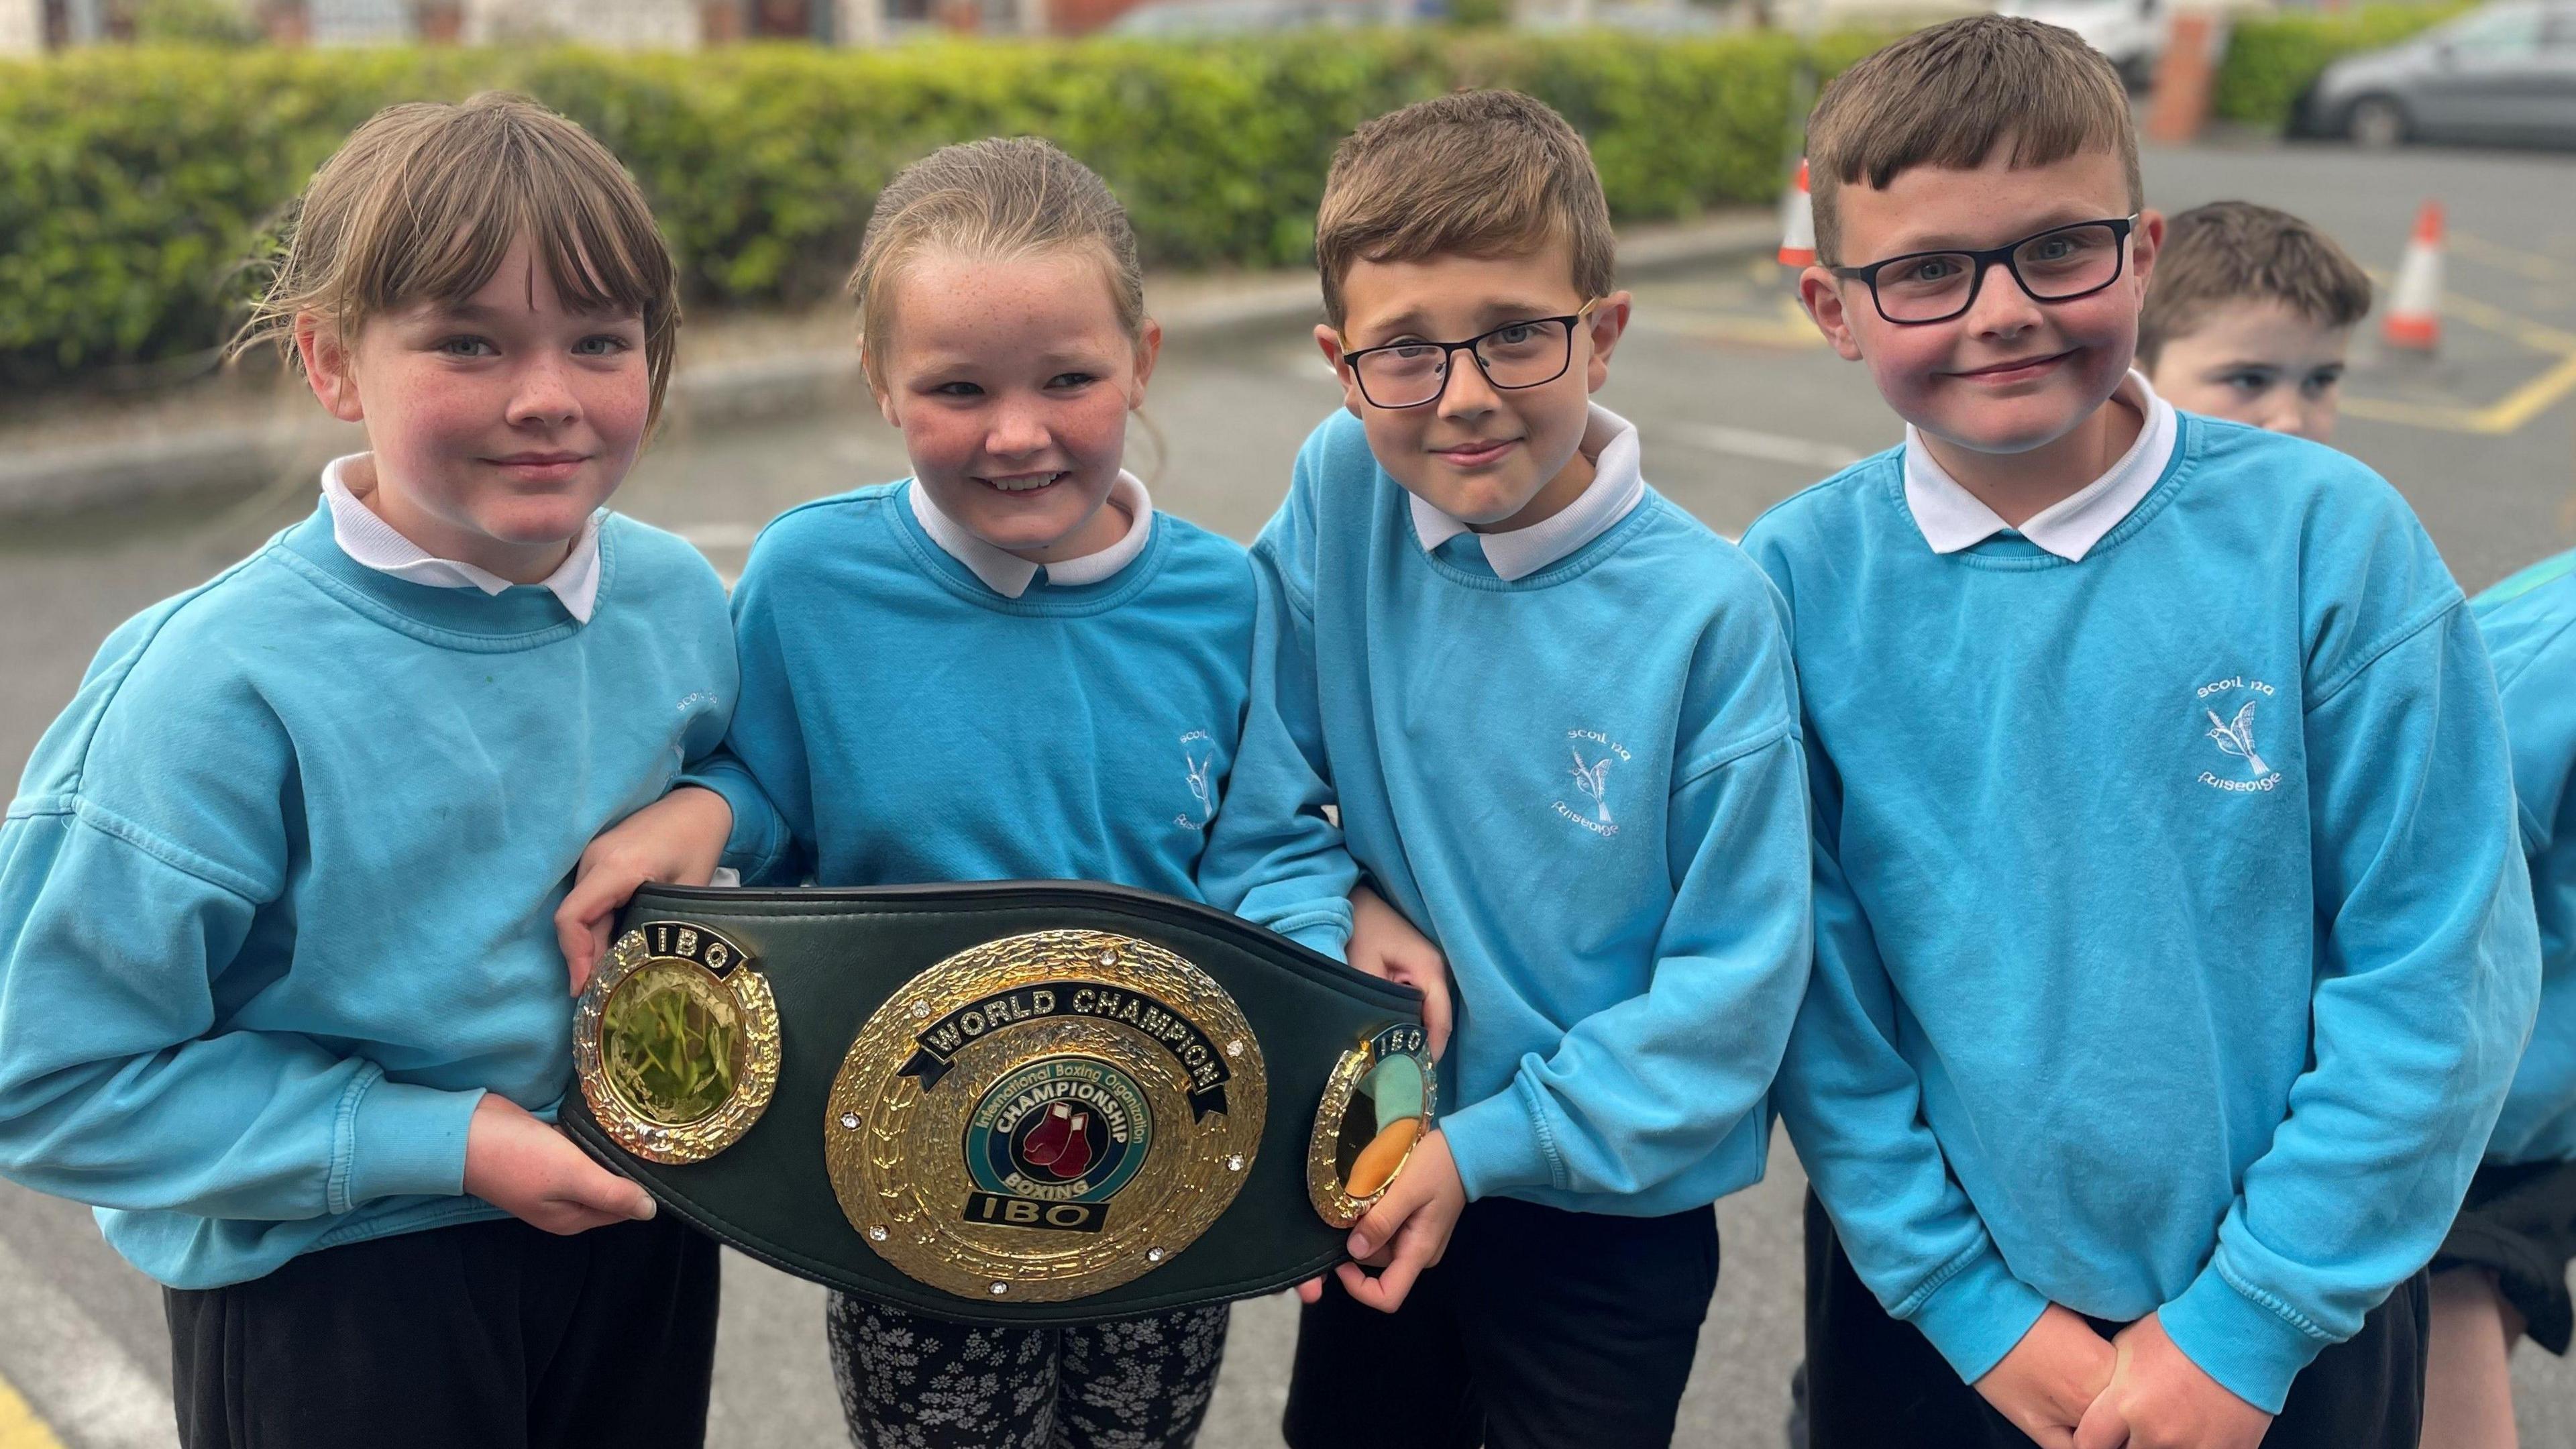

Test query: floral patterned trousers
[826,1291,1230,1449]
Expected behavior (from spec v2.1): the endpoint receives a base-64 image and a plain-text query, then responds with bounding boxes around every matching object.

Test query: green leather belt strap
[561,881,1431,1326]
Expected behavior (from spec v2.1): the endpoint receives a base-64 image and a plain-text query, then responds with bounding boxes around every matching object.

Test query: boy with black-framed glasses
[1742,16,2539,1449]
[1202,88,1815,1449]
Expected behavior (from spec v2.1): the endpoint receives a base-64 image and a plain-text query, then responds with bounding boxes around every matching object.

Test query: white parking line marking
[1666,424,1866,473]
[0,1234,176,1449]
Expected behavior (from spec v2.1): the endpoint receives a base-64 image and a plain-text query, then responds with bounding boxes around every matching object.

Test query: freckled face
[301,234,649,583]
[1802,146,2159,458]
[871,248,1160,564]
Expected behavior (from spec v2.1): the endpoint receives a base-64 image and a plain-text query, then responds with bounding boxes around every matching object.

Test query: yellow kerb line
[1644,294,1825,350]
[2474,350,2576,435]
[2428,286,2576,354]
[2450,231,2576,286]
[0,1371,66,1449]
[2344,266,2576,435]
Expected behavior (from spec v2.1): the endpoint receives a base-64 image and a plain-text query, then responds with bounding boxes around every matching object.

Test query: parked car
[1998,0,2169,88]
[2296,0,2576,148]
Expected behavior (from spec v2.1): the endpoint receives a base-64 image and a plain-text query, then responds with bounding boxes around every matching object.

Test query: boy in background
[2140,199,2371,443]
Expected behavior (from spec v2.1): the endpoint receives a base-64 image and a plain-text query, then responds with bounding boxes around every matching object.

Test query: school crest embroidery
[1553,728,1631,837]
[1177,730,1219,829]
[2195,676,2284,793]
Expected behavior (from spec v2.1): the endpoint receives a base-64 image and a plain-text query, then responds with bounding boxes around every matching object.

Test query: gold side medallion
[575,922,782,1164]
[1308,1024,1436,1229]
[828,930,1267,1303]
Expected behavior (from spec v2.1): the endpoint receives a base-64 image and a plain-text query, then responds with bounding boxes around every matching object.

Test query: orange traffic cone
[1778,158,1817,268]
[2382,200,2443,354]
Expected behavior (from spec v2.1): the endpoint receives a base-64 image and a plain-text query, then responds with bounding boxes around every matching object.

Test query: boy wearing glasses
[1204,89,1813,1449]
[1743,17,2538,1449]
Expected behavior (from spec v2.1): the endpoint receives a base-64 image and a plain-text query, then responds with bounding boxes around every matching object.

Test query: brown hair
[848,137,1147,382]
[2138,201,2373,368]
[1313,89,1615,330]
[233,92,682,424]
[1805,15,2141,266]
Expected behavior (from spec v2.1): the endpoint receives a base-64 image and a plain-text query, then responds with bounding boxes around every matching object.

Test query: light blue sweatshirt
[1742,417,2540,1414]
[2474,549,2576,1166]
[687,482,1266,908]
[0,500,737,1289]
[1200,408,1814,1217]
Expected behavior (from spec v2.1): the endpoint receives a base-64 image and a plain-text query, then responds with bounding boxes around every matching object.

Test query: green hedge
[0,32,1864,386]
[2212,2,2473,129]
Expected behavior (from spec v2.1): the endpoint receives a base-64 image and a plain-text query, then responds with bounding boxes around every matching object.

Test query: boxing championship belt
[561,881,1438,1325]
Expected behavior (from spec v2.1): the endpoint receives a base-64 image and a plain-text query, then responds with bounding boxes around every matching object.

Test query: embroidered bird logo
[1569,747,1615,825]
[2205,698,2271,777]
[1183,745,1218,827]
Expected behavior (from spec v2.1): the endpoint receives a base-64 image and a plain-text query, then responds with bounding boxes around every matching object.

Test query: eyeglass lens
[1874,223,2125,323]
[1352,318,1575,408]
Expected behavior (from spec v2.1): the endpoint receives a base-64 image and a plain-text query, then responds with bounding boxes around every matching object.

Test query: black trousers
[2432,1157,2576,1355]
[1284,1195,1719,1449]
[164,1214,720,1449]
[1804,1189,2428,1449]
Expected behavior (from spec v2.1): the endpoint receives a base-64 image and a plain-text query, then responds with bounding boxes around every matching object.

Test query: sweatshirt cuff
[1904,1244,2051,1387]
[2158,1263,2331,1414]
[1280,914,1351,961]
[340,1078,484,1210]
[1440,1081,1558,1199]
[675,761,778,881]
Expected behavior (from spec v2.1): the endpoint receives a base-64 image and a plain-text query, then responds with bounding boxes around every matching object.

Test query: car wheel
[2347,95,2410,149]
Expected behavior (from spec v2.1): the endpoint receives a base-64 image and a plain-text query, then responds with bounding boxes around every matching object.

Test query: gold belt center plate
[826,929,1267,1304]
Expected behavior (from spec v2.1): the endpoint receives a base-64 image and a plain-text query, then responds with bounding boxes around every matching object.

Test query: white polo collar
[1408,405,1647,581]
[321,454,602,622]
[908,472,1155,600]
[1902,370,2178,562]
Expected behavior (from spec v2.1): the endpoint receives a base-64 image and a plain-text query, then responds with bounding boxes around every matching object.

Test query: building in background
[0,0,1995,48]
[0,0,38,53]
[28,0,99,46]
[458,0,706,45]
[9,0,1058,43]
[309,0,812,44]
[0,0,1277,46]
